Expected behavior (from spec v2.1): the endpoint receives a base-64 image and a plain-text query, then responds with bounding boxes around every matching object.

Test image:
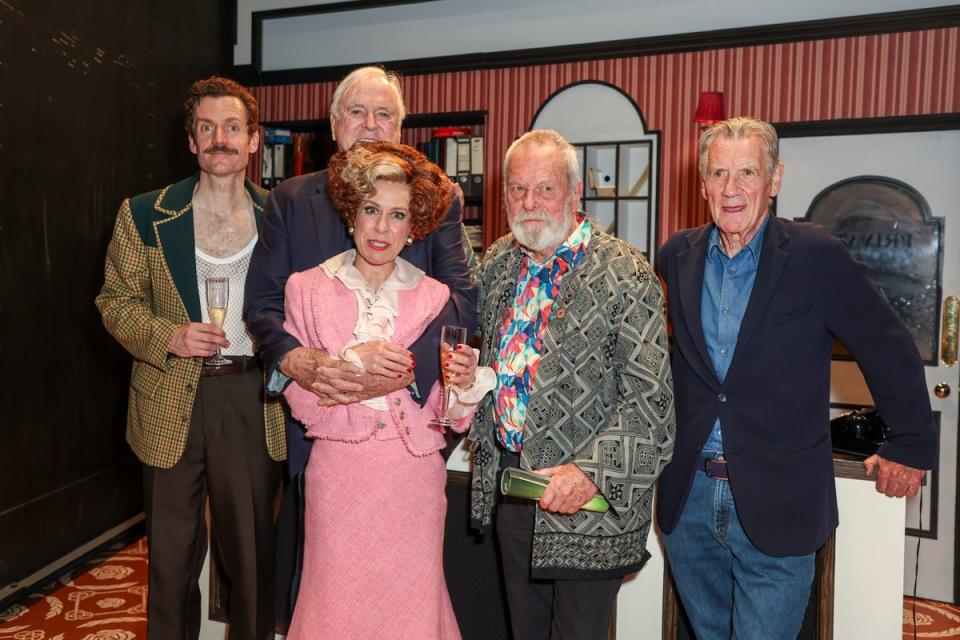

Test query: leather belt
[701,453,729,480]
[201,355,260,378]
[499,449,522,471]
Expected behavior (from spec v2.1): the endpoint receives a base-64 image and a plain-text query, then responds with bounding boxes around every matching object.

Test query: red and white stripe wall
[248,27,959,249]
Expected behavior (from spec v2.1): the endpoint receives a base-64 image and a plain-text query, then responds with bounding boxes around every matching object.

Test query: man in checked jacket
[96,77,284,640]
[468,130,676,639]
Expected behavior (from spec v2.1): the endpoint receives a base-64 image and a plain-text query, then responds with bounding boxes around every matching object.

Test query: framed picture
[774,120,952,364]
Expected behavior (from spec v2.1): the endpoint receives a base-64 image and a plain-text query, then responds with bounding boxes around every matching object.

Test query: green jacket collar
[155,172,267,217]
[154,173,267,322]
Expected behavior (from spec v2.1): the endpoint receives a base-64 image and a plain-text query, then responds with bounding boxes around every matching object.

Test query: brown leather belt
[702,454,729,480]
[201,355,260,377]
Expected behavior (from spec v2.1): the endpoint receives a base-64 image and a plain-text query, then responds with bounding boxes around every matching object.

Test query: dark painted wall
[0,0,232,589]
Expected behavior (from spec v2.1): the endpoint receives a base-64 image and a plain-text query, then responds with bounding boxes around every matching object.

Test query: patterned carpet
[2,537,959,638]
[0,538,147,639]
[904,597,960,638]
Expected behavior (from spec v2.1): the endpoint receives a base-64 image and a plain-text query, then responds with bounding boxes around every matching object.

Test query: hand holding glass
[429,325,468,429]
[204,277,230,367]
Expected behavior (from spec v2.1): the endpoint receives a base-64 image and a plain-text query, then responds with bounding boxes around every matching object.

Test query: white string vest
[195,235,257,357]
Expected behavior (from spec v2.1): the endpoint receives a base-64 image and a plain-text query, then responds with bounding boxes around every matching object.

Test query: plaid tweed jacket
[96,174,285,469]
[468,228,676,579]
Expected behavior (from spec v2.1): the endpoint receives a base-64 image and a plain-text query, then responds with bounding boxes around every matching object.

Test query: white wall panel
[235,0,955,68]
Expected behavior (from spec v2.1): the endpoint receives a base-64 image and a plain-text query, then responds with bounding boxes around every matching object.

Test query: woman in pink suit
[282,142,491,639]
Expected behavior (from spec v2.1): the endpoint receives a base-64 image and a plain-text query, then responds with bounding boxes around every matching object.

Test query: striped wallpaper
[249,27,959,249]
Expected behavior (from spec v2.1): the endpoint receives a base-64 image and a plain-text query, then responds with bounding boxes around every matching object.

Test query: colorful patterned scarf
[493,217,590,451]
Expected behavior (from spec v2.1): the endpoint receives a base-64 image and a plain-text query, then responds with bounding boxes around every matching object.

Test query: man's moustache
[206,145,239,155]
[513,213,548,224]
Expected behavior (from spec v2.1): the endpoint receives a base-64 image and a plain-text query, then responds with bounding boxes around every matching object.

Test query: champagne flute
[429,324,468,429]
[204,276,231,367]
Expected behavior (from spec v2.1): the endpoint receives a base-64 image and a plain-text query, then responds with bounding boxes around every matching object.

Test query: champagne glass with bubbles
[205,277,230,367]
[429,325,467,429]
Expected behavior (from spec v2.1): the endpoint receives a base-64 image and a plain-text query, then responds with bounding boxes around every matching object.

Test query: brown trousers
[142,366,280,640]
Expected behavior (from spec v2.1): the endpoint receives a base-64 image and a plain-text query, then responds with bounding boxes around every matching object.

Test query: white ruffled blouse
[320,250,493,415]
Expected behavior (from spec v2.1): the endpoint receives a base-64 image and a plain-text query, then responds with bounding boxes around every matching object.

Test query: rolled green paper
[500,467,609,513]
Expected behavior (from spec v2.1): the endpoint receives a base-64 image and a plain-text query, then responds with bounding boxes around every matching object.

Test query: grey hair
[330,65,407,126]
[698,117,780,178]
[502,129,580,196]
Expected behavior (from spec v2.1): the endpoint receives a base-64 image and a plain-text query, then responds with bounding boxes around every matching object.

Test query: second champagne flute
[204,276,231,367]
[429,324,467,429]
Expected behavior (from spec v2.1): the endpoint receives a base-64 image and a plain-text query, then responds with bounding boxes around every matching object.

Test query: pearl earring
[348,226,354,236]
[406,236,413,246]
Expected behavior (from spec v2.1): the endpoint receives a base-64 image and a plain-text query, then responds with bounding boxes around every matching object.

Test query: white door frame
[775,115,960,603]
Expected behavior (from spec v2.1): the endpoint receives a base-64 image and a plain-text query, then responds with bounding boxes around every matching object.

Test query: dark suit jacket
[243,169,478,475]
[655,215,937,556]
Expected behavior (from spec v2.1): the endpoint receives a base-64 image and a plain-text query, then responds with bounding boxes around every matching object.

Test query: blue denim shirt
[700,217,769,453]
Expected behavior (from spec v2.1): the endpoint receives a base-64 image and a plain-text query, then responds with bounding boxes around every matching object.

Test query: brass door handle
[942,295,959,366]
[935,382,951,399]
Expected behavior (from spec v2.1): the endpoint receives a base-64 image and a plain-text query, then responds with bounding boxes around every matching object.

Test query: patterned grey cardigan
[468,228,676,580]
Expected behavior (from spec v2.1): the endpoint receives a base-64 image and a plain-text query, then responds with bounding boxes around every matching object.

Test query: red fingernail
[456,345,463,350]
[407,367,412,373]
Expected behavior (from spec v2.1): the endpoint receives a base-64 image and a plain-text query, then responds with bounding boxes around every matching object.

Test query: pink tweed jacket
[283,263,457,456]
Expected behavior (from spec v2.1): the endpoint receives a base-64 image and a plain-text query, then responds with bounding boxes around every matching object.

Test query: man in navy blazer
[655,117,936,639]
[243,66,477,612]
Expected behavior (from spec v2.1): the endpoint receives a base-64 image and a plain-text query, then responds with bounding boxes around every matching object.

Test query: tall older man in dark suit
[655,117,937,639]
[243,65,476,612]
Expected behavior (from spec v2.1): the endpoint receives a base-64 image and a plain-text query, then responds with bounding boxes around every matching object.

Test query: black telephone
[830,408,889,459]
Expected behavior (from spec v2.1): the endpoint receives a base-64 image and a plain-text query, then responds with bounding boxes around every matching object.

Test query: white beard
[508,209,575,258]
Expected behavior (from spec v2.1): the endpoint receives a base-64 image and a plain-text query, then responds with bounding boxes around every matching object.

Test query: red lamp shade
[694,91,726,124]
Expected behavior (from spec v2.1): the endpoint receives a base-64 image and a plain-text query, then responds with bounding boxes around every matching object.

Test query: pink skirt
[287,436,462,639]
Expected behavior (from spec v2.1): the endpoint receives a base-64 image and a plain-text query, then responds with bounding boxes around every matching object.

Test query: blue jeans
[662,468,815,640]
